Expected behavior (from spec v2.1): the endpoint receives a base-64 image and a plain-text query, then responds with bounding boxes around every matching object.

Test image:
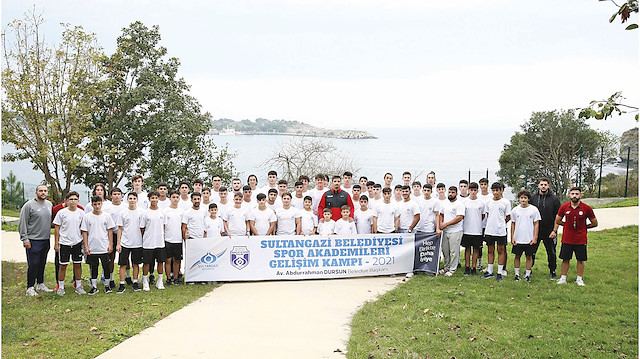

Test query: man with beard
[530,177,562,279]
[552,187,597,286]
[439,186,465,277]
[182,193,206,240]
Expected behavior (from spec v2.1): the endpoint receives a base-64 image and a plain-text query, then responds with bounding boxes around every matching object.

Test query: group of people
[18,170,598,297]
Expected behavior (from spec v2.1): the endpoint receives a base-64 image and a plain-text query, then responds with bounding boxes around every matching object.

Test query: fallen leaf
[151,303,159,306]
[423,308,431,313]
[65,309,71,313]
[536,336,542,339]
[402,303,407,310]
[33,342,40,346]
[89,327,97,332]
[468,337,477,341]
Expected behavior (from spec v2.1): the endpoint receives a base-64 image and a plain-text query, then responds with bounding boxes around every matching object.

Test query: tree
[261,136,360,186]
[79,21,235,191]
[1,9,104,202]
[497,110,618,198]
[604,0,639,30]
[2,171,25,209]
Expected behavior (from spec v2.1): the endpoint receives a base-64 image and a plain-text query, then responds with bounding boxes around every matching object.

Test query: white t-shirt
[463,198,485,235]
[116,208,144,248]
[441,199,465,233]
[368,197,383,213]
[216,202,230,220]
[298,209,318,235]
[81,212,116,254]
[396,200,420,230]
[157,198,171,210]
[249,207,277,236]
[140,208,168,249]
[478,193,493,228]
[354,208,374,234]
[210,190,221,203]
[485,198,512,236]
[183,207,207,239]
[204,217,225,238]
[163,207,185,244]
[416,197,441,233]
[308,187,327,212]
[105,202,126,226]
[258,184,278,197]
[511,205,541,244]
[291,195,305,210]
[266,197,283,211]
[242,199,258,211]
[375,201,398,233]
[53,207,84,246]
[334,218,357,235]
[178,197,192,211]
[275,206,299,235]
[317,220,335,236]
[136,191,149,210]
[223,206,250,236]
[84,199,112,214]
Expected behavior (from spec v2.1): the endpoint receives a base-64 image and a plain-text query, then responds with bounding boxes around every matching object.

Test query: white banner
[184,234,415,281]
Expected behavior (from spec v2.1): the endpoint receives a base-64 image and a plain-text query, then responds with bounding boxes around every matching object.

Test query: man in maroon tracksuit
[318,176,355,221]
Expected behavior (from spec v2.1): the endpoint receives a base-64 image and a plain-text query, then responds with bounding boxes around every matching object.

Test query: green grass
[2,208,21,218]
[593,197,639,209]
[347,226,638,359]
[2,262,215,358]
[2,223,19,232]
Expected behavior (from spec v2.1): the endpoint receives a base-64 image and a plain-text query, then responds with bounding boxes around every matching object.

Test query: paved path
[2,206,637,358]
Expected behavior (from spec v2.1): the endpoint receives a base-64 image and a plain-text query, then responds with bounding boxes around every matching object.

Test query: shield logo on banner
[230,246,250,270]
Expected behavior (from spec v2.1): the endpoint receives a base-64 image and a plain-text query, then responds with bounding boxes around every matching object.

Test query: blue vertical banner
[413,233,440,274]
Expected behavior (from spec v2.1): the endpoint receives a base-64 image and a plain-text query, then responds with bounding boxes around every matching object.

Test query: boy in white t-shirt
[461,183,485,276]
[177,181,192,211]
[291,181,306,210]
[334,205,357,235]
[164,190,186,286]
[297,196,318,236]
[482,182,512,282]
[510,190,541,282]
[81,196,116,295]
[204,203,225,238]
[416,184,441,235]
[115,192,145,293]
[354,195,374,234]
[275,192,300,236]
[373,187,398,234]
[223,193,250,237]
[140,192,168,291]
[266,188,282,211]
[317,208,335,236]
[249,193,277,236]
[53,191,86,295]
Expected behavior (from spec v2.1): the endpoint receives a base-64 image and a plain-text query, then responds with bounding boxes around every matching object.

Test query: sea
[0,126,625,205]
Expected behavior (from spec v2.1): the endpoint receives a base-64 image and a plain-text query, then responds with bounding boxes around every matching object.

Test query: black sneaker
[125,277,134,285]
[514,274,521,281]
[550,271,557,280]
[165,279,173,286]
[88,287,98,295]
[463,267,471,276]
[525,275,531,282]
[132,282,141,292]
[496,273,503,282]
[149,274,156,285]
[178,272,183,280]
[471,268,478,276]
[117,284,126,294]
[105,285,113,294]
[110,280,116,290]
[173,278,181,286]
[482,272,494,279]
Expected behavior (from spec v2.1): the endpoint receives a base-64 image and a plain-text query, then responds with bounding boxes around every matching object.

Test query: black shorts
[485,235,507,247]
[112,232,118,250]
[559,243,587,261]
[143,248,167,265]
[86,253,110,266]
[511,244,535,257]
[461,234,483,249]
[165,242,183,261]
[118,246,143,266]
[59,243,83,264]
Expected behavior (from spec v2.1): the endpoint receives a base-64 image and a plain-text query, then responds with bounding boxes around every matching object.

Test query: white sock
[75,280,82,287]
[158,274,164,282]
[58,280,65,288]
[560,275,567,280]
[525,270,531,277]
[120,281,125,285]
[576,275,583,281]
[487,264,494,273]
[91,279,97,287]
[103,279,109,286]
[142,275,148,283]
[133,279,138,283]
[497,265,504,273]
[514,268,520,276]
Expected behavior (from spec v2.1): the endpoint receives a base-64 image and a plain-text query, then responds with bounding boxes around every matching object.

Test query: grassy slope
[592,197,639,209]
[348,226,638,359]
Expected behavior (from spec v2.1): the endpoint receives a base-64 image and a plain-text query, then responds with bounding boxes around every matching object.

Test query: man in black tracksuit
[530,177,562,279]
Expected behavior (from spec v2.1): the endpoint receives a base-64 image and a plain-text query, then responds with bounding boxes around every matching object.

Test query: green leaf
[610,12,618,23]
[625,24,638,30]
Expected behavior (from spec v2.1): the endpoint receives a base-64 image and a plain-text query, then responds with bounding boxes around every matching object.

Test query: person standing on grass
[439,186,465,277]
[20,184,54,296]
[82,196,116,295]
[52,193,84,289]
[140,192,168,291]
[116,192,144,293]
[510,190,541,282]
[530,177,562,279]
[53,191,86,296]
[461,183,485,276]
[482,182,511,282]
[552,187,598,286]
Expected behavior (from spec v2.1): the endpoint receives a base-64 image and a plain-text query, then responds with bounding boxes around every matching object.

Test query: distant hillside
[210,118,377,139]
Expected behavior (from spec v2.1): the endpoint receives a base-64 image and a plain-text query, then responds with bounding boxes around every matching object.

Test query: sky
[1,0,638,136]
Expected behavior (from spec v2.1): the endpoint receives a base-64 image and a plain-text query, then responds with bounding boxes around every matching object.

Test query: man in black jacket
[530,178,562,279]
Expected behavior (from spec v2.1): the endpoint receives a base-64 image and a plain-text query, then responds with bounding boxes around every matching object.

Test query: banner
[413,232,441,274]
[185,233,415,282]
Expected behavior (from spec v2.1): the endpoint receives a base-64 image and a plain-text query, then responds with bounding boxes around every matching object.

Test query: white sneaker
[56,286,65,296]
[142,278,150,291]
[36,283,54,293]
[405,272,414,278]
[155,280,165,290]
[26,287,38,296]
[444,271,454,277]
[75,286,87,295]
[557,277,567,284]
[576,278,586,286]
[501,270,508,277]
